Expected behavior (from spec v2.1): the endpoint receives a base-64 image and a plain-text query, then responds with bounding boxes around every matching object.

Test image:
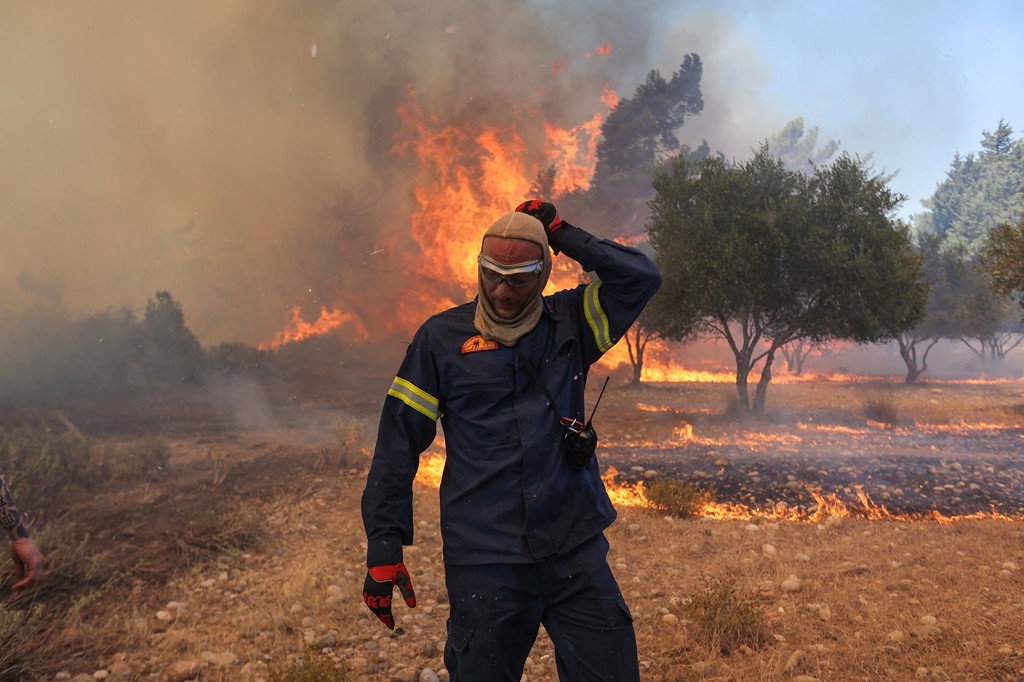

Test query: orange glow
[391,85,616,327]
[412,453,1021,523]
[258,305,368,351]
[585,41,613,58]
[261,81,620,349]
[599,83,619,109]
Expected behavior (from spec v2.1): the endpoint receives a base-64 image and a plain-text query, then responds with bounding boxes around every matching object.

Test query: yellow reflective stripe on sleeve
[583,281,614,353]
[387,376,440,420]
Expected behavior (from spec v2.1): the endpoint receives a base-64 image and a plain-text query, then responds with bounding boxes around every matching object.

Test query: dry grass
[3,377,1023,681]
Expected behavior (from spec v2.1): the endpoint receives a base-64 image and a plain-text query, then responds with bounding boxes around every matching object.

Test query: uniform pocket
[443,619,473,673]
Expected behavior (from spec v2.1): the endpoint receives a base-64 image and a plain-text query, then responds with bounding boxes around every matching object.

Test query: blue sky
[656,0,1024,219]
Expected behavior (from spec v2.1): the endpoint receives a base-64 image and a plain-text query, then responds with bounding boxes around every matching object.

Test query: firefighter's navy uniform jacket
[361,225,662,567]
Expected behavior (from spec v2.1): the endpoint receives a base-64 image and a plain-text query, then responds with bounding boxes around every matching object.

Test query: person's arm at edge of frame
[1,472,44,591]
[359,333,440,629]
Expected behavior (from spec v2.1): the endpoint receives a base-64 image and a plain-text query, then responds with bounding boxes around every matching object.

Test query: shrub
[0,426,171,502]
[101,436,170,481]
[859,385,899,427]
[316,416,366,470]
[684,574,771,654]
[645,478,710,517]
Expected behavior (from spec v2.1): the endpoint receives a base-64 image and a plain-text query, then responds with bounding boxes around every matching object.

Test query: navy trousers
[443,534,639,682]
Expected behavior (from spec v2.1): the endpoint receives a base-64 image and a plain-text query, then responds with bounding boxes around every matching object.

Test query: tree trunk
[752,349,777,415]
[734,356,752,413]
[631,342,644,385]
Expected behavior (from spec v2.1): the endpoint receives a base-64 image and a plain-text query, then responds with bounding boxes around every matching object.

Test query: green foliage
[981,215,1024,314]
[684,575,771,655]
[764,117,840,175]
[140,291,207,384]
[646,148,926,413]
[594,54,704,184]
[0,603,45,679]
[644,478,709,517]
[0,425,171,503]
[918,120,1024,256]
[0,291,209,403]
[104,436,170,481]
[269,648,348,682]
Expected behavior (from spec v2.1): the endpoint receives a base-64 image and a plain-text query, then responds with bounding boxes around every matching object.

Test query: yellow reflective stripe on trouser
[583,281,614,353]
[388,376,440,420]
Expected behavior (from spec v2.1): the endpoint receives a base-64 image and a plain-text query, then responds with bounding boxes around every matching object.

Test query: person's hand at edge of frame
[363,562,417,630]
[10,537,43,591]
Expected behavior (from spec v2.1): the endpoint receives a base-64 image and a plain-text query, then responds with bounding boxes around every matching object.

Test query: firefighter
[1,471,44,591]
[361,200,661,681]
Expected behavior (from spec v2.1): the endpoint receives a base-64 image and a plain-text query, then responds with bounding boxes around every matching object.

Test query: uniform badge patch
[461,335,500,354]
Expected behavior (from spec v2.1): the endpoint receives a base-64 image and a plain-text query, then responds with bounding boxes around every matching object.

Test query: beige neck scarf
[473,212,552,347]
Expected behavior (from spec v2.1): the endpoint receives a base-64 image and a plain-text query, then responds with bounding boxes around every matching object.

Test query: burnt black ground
[601,423,1024,517]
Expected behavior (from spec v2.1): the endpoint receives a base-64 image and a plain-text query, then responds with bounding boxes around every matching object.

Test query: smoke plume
[1,0,678,349]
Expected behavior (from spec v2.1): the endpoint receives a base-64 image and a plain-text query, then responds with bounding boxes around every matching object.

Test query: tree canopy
[646,148,926,413]
[916,120,1024,255]
[592,54,704,186]
[982,211,1024,315]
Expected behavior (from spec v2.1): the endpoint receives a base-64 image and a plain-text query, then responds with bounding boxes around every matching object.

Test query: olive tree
[647,148,927,414]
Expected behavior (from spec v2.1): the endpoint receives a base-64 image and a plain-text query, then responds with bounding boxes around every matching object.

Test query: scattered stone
[92,671,109,681]
[784,649,805,672]
[419,669,441,682]
[155,611,173,622]
[780,576,802,593]
[394,669,418,682]
[690,660,715,675]
[818,605,832,621]
[912,624,943,640]
[56,674,72,681]
[661,613,679,626]
[792,676,819,682]
[200,651,237,667]
[744,524,761,533]
[920,614,937,626]
[761,543,776,556]
[887,630,905,642]
[165,659,204,682]
[795,553,811,562]
[314,632,338,649]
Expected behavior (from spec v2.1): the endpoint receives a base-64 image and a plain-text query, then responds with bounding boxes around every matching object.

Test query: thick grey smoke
[0,0,676,348]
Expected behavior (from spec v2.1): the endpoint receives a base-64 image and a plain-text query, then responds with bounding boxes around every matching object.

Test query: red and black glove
[515,200,564,233]
[362,562,416,630]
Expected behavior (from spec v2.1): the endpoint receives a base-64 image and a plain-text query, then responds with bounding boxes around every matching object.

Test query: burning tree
[646,148,927,414]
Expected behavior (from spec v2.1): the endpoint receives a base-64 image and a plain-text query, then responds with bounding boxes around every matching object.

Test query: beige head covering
[473,212,552,346]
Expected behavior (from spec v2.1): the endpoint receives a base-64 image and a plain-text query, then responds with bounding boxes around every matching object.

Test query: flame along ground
[412,432,1023,526]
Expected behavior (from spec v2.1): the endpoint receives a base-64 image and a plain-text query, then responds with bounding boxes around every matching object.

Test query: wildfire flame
[258,305,368,351]
[412,453,1021,524]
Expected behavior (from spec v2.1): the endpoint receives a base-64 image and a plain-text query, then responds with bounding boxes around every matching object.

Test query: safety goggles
[477,253,543,288]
